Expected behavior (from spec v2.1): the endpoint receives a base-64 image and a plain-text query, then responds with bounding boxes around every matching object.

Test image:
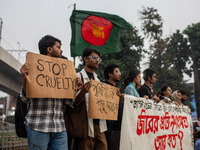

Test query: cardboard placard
[25,52,77,99]
[88,80,120,120]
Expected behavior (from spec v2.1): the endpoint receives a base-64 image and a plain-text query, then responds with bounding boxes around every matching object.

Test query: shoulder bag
[64,73,88,139]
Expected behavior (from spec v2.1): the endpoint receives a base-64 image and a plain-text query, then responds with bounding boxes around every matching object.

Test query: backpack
[14,95,28,138]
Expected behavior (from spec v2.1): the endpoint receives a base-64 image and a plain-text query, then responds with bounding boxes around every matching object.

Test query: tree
[183,22,200,118]
[149,39,186,93]
[139,7,163,42]
[138,6,193,97]
[165,30,192,78]
[139,7,169,93]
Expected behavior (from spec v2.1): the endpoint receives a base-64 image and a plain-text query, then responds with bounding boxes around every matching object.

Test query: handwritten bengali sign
[88,80,120,120]
[25,52,77,99]
[120,95,193,150]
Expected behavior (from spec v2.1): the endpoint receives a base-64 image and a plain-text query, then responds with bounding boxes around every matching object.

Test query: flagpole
[73,3,76,67]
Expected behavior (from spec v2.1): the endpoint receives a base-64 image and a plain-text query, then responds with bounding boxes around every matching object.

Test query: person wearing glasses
[171,90,183,105]
[76,47,107,150]
[159,86,172,103]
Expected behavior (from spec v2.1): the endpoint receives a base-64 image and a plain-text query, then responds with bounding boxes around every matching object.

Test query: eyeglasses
[152,75,156,79]
[87,56,102,63]
[114,70,121,75]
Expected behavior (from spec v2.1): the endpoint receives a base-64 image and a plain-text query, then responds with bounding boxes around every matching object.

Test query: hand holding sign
[20,63,30,92]
[81,81,92,93]
[25,52,77,99]
[20,63,30,78]
[88,80,120,120]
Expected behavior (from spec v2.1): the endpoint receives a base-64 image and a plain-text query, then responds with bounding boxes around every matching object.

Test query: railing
[0,121,29,150]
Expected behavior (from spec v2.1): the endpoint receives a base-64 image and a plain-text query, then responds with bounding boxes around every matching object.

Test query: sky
[0,0,200,96]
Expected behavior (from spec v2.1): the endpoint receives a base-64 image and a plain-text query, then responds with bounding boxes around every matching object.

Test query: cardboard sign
[88,80,120,120]
[25,52,77,99]
[120,95,194,150]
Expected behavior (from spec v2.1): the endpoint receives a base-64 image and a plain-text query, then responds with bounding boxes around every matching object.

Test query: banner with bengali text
[120,95,194,150]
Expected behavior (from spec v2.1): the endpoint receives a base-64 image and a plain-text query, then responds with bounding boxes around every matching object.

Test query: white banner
[120,95,194,150]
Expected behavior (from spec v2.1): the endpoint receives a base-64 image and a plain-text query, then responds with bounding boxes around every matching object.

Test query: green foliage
[139,6,190,94]
[148,39,186,94]
[139,6,163,41]
[166,30,192,77]
[153,68,186,94]
[76,28,144,90]
[76,7,199,104]
[183,22,200,118]
[183,22,200,64]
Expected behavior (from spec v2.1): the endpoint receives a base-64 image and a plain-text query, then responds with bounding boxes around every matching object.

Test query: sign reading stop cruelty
[25,52,77,99]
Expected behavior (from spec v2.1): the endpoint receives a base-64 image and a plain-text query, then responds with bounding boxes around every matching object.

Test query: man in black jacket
[104,64,124,150]
[138,68,160,102]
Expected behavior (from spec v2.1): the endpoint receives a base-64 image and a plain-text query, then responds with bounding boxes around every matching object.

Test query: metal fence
[0,121,29,150]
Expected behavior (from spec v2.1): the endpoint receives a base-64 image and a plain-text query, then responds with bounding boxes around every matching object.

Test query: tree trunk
[192,51,200,119]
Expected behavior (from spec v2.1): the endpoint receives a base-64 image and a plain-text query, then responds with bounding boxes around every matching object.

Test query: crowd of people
[19,35,196,150]
[123,69,193,107]
[194,119,200,150]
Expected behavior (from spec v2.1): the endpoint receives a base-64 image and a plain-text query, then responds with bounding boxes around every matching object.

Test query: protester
[194,122,200,132]
[171,90,183,105]
[159,86,172,103]
[124,69,141,97]
[179,90,189,105]
[136,83,142,92]
[104,64,124,150]
[180,90,195,112]
[20,35,82,150]
[150,86,154,96]
[138,68,160,102]
[195,131,200,150]
[198,118,200,127]
[76,47,107,150]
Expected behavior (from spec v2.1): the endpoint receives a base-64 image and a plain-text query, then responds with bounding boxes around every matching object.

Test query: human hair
[160,86,169,96]
[104,64,119,80]
[143,68,155,81]
[82,47,100,66]
[198,131,200,138]
[179,90,189,96]
[124,69,140,89]
[61,55,68,60]
[171,90,181,101]
[38,35,61,55]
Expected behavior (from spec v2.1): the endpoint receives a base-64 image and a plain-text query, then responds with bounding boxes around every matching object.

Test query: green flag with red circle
[70,10,133,57]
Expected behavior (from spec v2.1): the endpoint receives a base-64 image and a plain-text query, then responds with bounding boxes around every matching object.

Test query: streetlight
[17,42,21,60]
[17,42,20,50]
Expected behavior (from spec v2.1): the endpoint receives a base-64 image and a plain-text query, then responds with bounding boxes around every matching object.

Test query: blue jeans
[25,126,68,150]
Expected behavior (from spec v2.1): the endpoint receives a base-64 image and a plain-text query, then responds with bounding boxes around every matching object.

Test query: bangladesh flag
[70,10,133,57]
